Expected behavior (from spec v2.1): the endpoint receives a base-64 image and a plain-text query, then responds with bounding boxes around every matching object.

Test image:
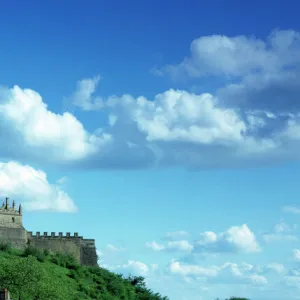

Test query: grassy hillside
[0,243,168,300]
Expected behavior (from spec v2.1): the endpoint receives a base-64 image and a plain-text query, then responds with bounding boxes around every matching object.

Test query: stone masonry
[0,198,98,267]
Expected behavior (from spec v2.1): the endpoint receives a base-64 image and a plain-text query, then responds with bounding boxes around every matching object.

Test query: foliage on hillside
[0,243,168,300]
[216,297,250,300]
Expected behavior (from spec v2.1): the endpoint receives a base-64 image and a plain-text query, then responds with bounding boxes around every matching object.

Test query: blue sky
[1,1,300,299]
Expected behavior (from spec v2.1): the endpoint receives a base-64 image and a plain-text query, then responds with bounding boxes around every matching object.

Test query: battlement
[27,231,82,239]
[0,208,21,215]
[27,231,96,248]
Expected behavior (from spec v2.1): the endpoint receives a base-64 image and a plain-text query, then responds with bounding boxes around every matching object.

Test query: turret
[0,198,23,228]
[18,204,22,215]
[5,197,9,209]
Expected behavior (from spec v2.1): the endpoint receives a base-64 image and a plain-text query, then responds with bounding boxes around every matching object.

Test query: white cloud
[56,176,68,185]
[282,206,300,214]
[163,230,190,241]
[157,30,300,79]
[169,260,268,286]
[194,224,261,254]
[132,90,246,145]
[3,55,300,170]
[167,240,194,252]
[106,244,126,252]
[146,240,193,252]
[293,249,300,262]
[71,82,280,169]
[248,262,286,276]
[266,263,285,274]
[105,260,149,276]
[96,249,104,264]
[263,221,298,243]
[147,225,259,255]
[0,85,111,163]
[70,75,104,111]
[0,161,76,212]
[170,260,218,277]
[145,241,165,251]
[284,276,300,288]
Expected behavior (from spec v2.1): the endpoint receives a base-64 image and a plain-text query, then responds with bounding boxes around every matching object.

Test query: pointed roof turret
[18,204,22,215]
[5,197,9,209]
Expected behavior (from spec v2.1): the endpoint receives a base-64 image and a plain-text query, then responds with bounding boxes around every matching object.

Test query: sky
[1,0,300,299]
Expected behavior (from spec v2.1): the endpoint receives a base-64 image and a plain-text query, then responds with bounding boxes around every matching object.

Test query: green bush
[22,246,46,262]
[0,242,11,252]
[50,252,79,269]
[43,248,50,256]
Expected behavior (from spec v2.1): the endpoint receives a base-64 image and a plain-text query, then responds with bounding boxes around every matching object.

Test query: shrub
[43,248,50,256]
[50,252,79,269]
[23,246,46,262]
[0,242,11,252]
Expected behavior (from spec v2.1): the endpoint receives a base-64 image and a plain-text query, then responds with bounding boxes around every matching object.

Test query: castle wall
[27,232,98,266]
[0,227,27,249]
[80,239,98,266]
[0,199,98,267]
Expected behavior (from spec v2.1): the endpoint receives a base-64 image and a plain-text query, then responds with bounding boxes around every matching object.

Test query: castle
[0,197,98,267]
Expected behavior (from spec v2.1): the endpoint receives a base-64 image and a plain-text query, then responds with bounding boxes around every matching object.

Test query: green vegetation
[216,298,250,300]
[226,298,249,300]
[0,243,168,300]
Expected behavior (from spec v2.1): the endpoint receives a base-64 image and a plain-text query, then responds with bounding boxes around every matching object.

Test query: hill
[0,243,168,300]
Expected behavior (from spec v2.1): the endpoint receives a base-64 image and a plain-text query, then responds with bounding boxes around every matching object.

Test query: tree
[0,255,43,299]
[127,275,147,288]
[0,255,68,300]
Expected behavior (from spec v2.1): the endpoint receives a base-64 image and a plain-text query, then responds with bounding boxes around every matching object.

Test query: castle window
[12,217,15,223]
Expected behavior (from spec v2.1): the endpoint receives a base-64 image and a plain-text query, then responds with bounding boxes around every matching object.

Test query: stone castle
[0,197,98,267]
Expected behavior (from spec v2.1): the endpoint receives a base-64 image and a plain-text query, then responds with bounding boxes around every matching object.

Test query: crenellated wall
[26,231,98,266]
[0,198,98,267]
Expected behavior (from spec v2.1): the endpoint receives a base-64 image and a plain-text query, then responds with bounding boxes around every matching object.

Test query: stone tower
[0,198,27,248]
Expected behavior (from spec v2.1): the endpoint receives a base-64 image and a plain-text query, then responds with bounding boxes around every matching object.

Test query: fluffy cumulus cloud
[0,85,111,164]
[146,240,194,252]
[0,161,77,212]
[2,30,300,170]
[157,29,300,79]
[169,260,268,286]
[194,224,261,254]
[146,224,260,254]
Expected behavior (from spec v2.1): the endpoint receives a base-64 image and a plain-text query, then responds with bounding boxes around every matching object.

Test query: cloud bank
[169,260,268,285]
[146,224,260,254]
[1,30,300,170]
